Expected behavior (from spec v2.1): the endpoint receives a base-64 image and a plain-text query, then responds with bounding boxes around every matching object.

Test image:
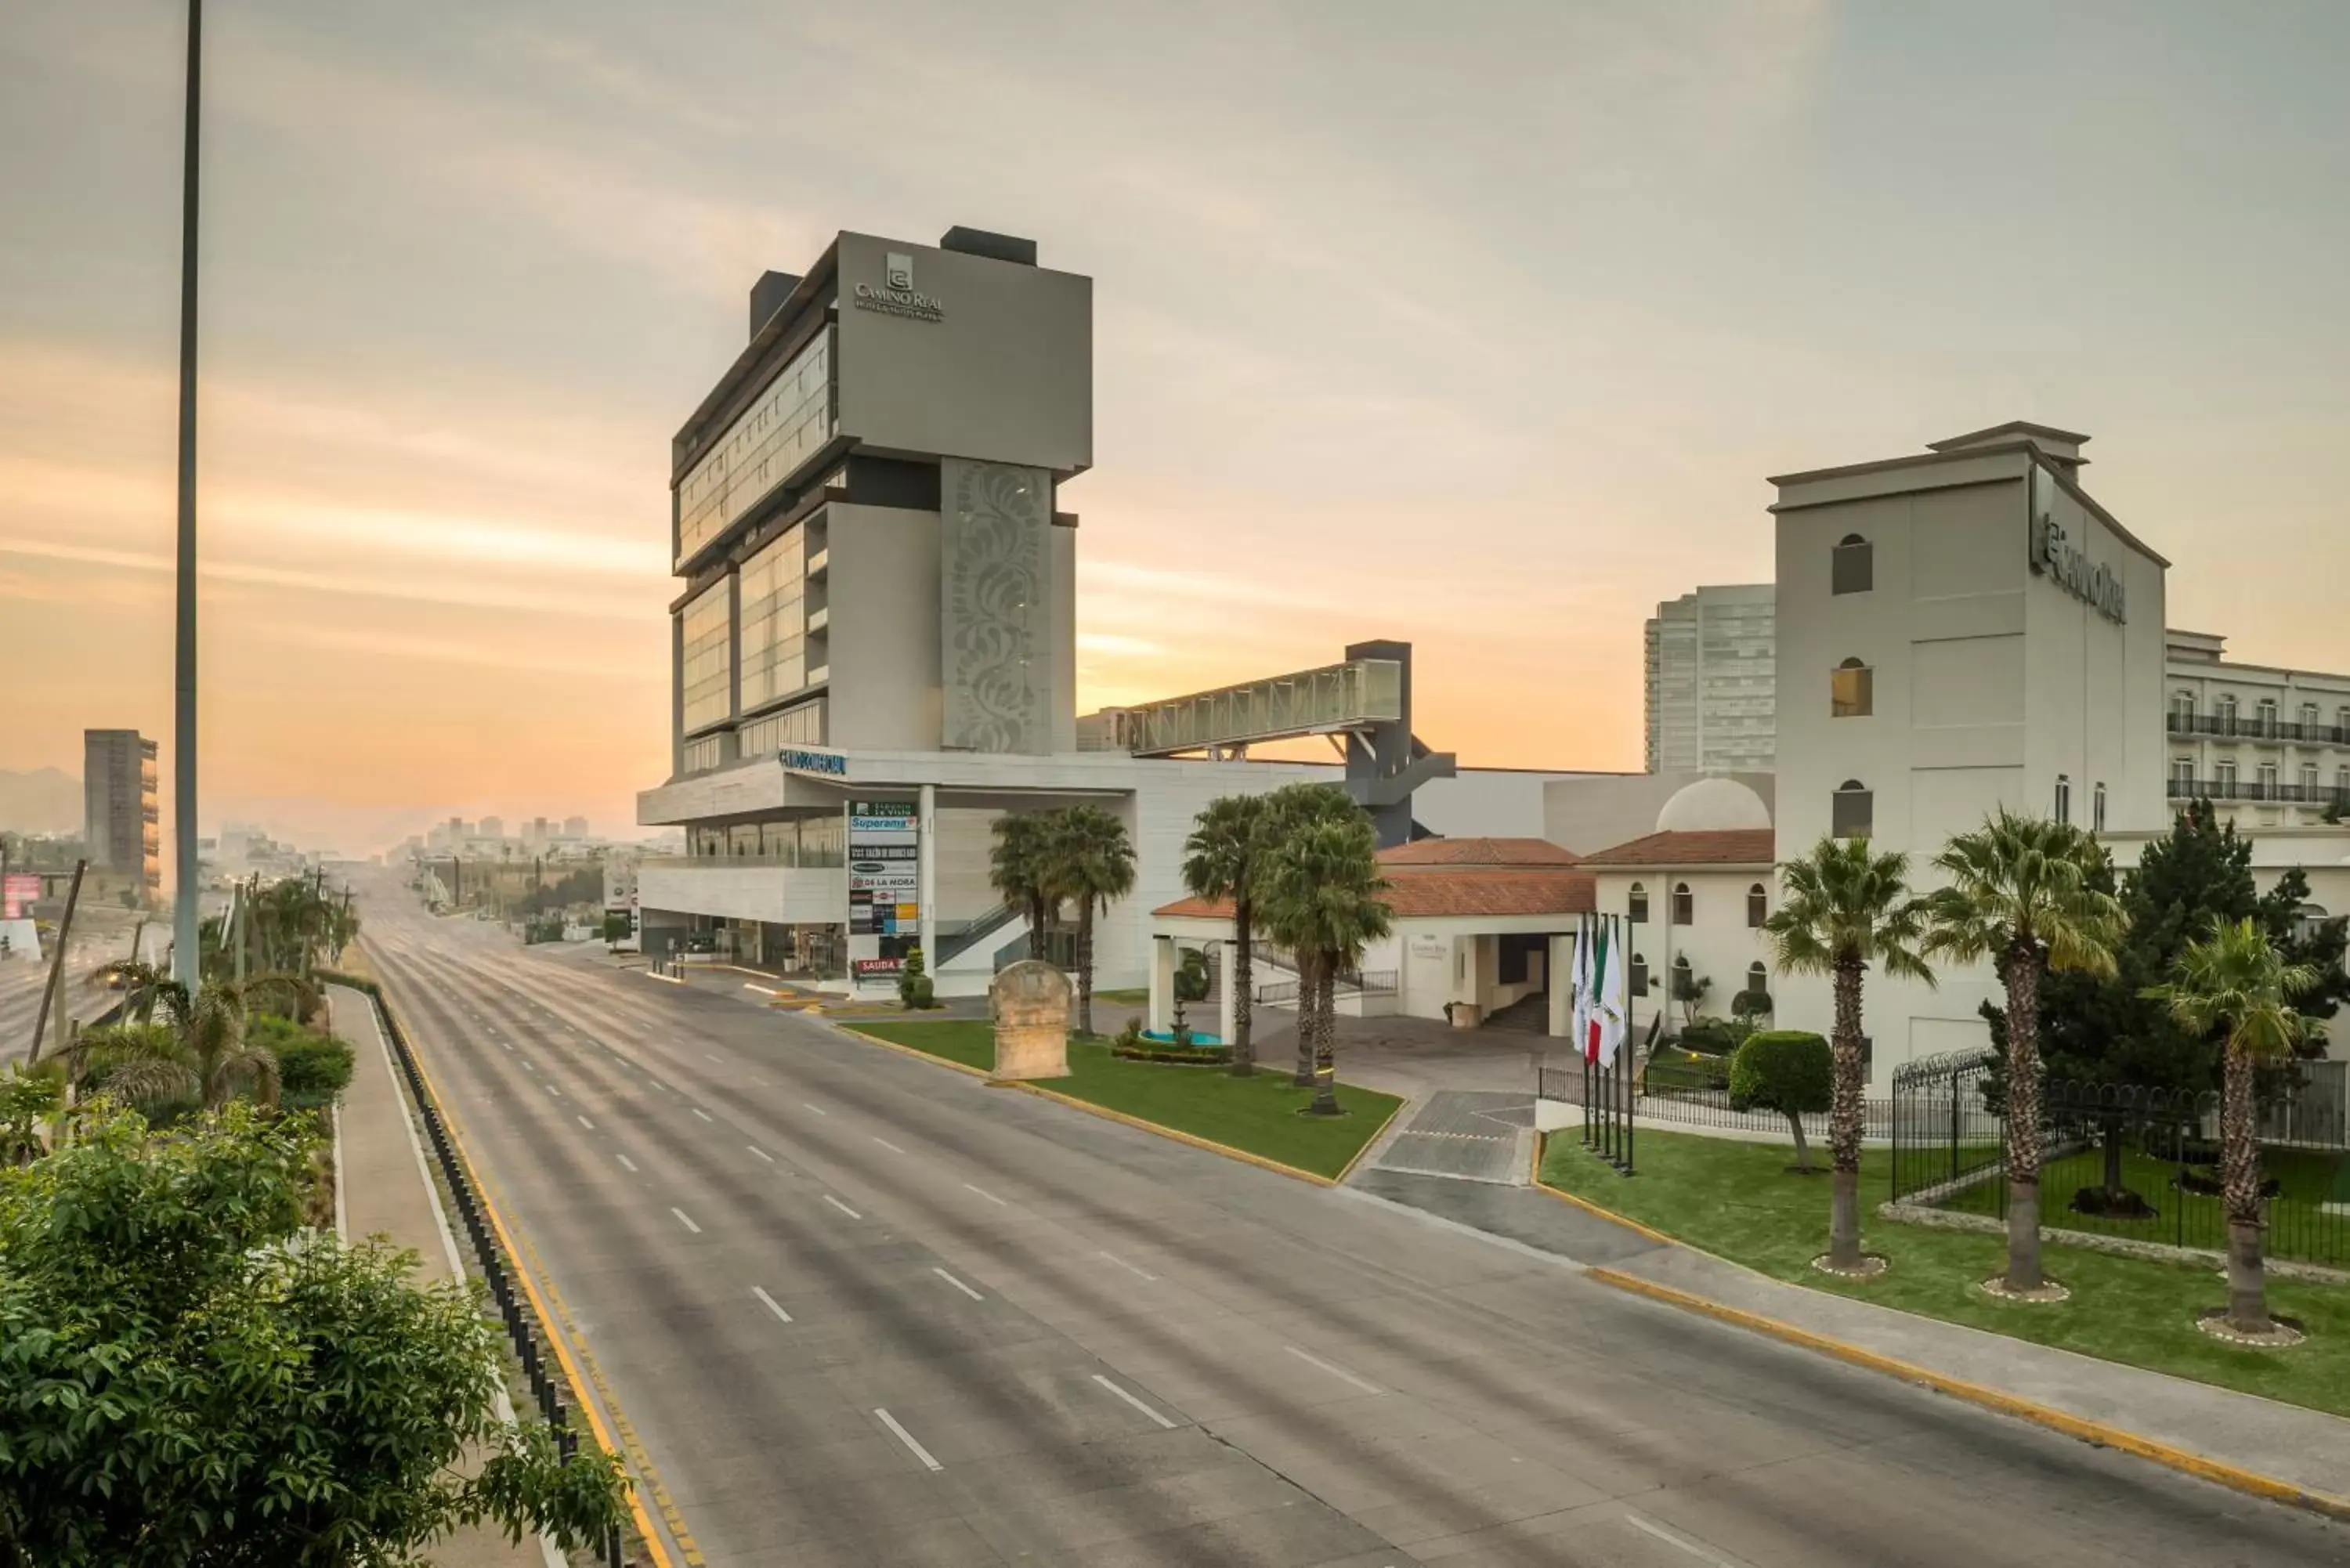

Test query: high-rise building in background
[479,815,504,841]
[1643,584,1776,773]
[82,728,160,898]
[562,815,589,839]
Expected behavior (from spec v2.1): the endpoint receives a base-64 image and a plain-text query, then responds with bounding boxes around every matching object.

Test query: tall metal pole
[170,0,204,989]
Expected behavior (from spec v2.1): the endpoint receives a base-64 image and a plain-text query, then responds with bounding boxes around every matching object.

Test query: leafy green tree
[989,813,1058,963]
[1761,836,1934,1270]
[0,1104,626,1563]
[1925,811,2127,1293]
[1046,806,1136,1038]
[1728,1030,1833,1172]
[0,1069,59,1167]
[1181,793,1274,1077]
[1255,786,1390,1115]
[2145,916,2319,1337]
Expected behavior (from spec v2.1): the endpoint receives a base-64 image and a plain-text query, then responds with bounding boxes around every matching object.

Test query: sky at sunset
[5,1,2348,857]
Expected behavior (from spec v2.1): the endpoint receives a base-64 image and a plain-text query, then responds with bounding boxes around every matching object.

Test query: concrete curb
[1586,1263,2350,1525]
[835,1021,1401,1187]
[1533,1133,2350,1526]
[381,990,685,1567]
[1528,1131,1679,1247]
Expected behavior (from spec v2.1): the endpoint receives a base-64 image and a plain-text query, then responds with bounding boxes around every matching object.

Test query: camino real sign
[851,251,944,323]
[2030,511,2127,623]
[846,800,920,939]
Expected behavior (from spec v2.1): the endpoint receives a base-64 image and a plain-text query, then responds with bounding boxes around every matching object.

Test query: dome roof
[1656,776,1771,834]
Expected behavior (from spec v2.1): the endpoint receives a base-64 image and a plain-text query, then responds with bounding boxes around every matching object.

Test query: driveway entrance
[1363,1090,1535,1185]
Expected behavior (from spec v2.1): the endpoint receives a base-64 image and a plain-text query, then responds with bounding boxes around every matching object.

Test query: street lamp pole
[170,0,203,988]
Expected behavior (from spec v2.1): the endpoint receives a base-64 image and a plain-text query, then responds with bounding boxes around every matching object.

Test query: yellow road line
[833,1022,1386,1187]
[389,996,697,1566]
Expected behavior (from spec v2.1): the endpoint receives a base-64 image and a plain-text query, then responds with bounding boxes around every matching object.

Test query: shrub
[897,947,937,1010]
[1730,987,1773,1023]
[252,1015,356,1107]
[1728,1029,1831,1170]
[1115,1017,1144,1050]
[1676,1017,1751,1057]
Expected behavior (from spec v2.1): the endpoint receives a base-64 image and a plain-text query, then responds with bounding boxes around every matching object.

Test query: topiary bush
[1728,1029,1831,1172]
[897,947,937,1010]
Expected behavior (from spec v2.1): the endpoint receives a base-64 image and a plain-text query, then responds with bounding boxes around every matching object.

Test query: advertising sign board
[0,873,38,921]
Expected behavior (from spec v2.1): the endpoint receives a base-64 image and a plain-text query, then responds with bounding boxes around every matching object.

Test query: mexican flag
[1582,919,1609,1064]
[1569,916,1593,1054]
[1596,927,1629,1068]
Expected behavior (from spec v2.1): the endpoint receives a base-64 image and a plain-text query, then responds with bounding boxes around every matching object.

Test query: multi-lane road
[355,874,2342,1567]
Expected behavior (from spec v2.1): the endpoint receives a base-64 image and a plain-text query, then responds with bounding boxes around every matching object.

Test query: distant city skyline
[6,2,2350,863]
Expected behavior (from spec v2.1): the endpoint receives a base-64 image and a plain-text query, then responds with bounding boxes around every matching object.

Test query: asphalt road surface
[353,875,2344,1567]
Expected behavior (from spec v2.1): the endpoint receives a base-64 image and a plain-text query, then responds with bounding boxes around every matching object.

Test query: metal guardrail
[355,984,625,1568]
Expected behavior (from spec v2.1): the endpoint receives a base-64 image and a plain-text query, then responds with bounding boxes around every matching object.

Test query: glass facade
[676,327,834,568]
[680,581,733,735]
[683,812,845,869]
[738,528,808,713]
[1644,586,1775,771]
[740,699,824,756]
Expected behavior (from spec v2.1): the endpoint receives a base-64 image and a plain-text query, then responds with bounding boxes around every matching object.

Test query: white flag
[1568,916,1593,1051]
[1596,922,1629,1068]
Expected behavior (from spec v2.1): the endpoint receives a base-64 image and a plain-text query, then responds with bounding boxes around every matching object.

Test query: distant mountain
[0,768,82,836]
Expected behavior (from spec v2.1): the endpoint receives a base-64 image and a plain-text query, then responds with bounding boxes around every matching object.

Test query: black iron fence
[341,979,627,1568]
[1889,1050,2350,1270]
[1539,1046,1894,1143]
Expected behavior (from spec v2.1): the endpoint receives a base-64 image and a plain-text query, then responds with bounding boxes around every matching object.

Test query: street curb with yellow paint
[1531,1133,2350,1526]
[1585,1264,2350,1524]
[834,1021,1401,1188]
[384,993,695,1567]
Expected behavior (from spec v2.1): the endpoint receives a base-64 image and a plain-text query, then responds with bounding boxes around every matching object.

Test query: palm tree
[2145,916,2317,1337]
[88,957,179,1025]
[1925,810,2127,1294]
[1762,836,1935,1274]
[989,813,1058,963]
[1182,794,1272,1077]
[1047,806,1136,1038]
[1256,788,1390,1115]
[60,977,280,1115]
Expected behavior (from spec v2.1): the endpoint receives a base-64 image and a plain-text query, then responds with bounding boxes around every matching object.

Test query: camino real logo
[853,251,944,323]
[2030,511,2127,623]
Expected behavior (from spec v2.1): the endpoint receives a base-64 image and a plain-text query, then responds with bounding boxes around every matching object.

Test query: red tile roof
[1377,836,1581,869]
[1154,869,1594,923]
[1574,829,1777,869]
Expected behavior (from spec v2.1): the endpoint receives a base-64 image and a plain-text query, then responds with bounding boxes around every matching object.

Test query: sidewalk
[1369,1143,2350,1512]
[332,986,560,1568]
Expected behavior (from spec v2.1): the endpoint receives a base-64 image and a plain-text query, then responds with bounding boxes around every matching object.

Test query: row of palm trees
[1764,808,2311,1335]
[1181,785,1391,1115]
[989,786,1393,1117]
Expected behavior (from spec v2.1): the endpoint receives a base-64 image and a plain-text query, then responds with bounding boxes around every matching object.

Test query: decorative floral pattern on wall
[942,459,1051,753]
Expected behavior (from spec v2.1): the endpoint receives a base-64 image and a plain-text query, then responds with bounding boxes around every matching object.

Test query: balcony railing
[2167,713,2350,745]
[2168,778,2350,808]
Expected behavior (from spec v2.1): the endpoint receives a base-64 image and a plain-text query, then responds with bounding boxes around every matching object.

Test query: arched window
[1832,533,1873,595]
[1671,881,1694,926]
[1670,953,1694,994]
[2218,694,2240,729]
[1628,882,1649,923]
[2092,782,2107,833]
[2053,774,2071,825]
[1629,952,1650,996]
[1831,657,1873,718]
[1748,960,1769,988]
[1747,883,1767,928]
[2257,697,2280,736]
[2170,691,2196,728]
[1832,779,1872,840]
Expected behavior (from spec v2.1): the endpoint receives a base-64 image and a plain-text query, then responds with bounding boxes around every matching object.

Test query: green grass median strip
[845,1020,1400,1181]
[1542,1129,2350,1419]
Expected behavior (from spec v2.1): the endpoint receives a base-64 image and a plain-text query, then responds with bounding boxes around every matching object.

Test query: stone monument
[990,959,1072,1081]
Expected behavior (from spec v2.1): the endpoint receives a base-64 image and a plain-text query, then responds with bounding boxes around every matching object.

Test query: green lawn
[1542,1128,2350,1418]
[1932,1140,2349,1266]
[846,1021,1401,1180]
[1090,988,1152,1007]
